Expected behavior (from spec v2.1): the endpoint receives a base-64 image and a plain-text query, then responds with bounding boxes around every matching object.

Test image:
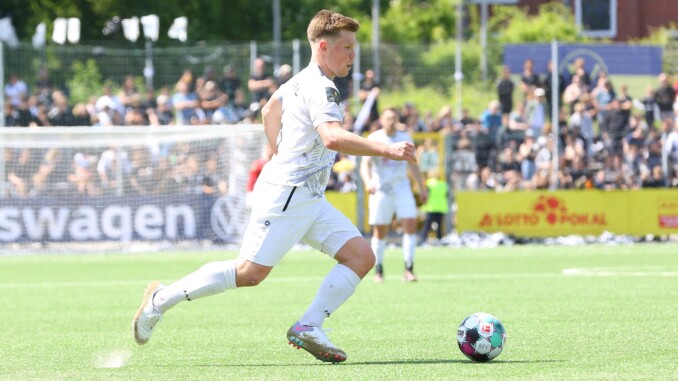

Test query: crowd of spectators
[2,55,678,200]
[405,58,678,193]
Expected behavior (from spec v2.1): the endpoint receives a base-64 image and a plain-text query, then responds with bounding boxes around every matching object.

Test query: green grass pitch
[1,243,677,380]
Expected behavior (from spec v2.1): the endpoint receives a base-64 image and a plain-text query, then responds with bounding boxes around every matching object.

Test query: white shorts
[239,180,362,267]
[368,184,417,225]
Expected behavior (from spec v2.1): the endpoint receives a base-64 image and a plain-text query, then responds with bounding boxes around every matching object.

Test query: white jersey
[259,63,343,196]
[366,129,413,191]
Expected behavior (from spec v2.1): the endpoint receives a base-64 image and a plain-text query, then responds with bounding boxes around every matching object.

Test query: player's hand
[366,185,377,195]
[386,141,417,163]
[419,189,429,204]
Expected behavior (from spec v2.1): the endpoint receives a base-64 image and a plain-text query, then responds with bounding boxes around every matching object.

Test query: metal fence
[2,41,461,101]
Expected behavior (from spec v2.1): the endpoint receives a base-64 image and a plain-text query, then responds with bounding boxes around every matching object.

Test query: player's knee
[235,260,271,287]
[359,249,376,270]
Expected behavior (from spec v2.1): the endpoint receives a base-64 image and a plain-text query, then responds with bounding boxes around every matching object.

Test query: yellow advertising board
[457,190,678,237]
[326,191,358,226]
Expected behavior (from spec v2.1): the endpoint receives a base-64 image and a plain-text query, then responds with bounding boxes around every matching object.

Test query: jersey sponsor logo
[325,87,341,106]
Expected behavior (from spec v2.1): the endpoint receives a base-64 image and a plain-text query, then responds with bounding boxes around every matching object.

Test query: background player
[360,108,428,283]
[133,9,417,364]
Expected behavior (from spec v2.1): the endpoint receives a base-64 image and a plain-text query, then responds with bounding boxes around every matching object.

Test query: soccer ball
[456,312,506,362]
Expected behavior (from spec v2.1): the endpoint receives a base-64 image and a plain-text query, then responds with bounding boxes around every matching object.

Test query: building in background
[516,0,678,41]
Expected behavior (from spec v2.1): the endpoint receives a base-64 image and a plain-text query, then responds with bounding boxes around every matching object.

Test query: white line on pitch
[1,270,676,289]
[561,268,678,277]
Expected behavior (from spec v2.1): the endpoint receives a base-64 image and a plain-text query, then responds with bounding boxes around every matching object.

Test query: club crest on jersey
[325,87,341,106]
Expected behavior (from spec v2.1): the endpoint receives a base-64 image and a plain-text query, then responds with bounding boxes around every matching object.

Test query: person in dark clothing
[655,73,676,122]
[496,65,515,117]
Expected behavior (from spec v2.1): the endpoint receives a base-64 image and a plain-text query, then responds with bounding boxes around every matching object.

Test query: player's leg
[287,200,369,363]
[371,224,389,282]
[133,182,312,345]
[368,190,394,283]
[400,217,418,282]
[394,187,419,282]
[420,212,434,243]
[432,212,444,240]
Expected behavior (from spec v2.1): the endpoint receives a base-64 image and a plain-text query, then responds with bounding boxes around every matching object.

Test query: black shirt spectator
[496,65,514,115]
[220,65,242,102]
[655,74,676,118]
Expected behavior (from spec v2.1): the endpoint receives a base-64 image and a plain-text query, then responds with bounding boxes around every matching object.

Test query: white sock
[153,260,237,313]
[403,233,417,269]
[371,237,386,266]
[299,264,361,327]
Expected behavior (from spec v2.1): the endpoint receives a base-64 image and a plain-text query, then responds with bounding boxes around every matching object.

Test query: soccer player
[132,10,417,364]
[360,108,428,283]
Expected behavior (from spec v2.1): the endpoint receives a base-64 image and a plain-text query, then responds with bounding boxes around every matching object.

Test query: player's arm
[316,122,416,162]
[359,155,376,194]
[408,160,428,204]
[261,91,282,155]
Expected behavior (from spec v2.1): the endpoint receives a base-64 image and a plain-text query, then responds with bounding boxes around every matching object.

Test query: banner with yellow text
[457,190,678,237]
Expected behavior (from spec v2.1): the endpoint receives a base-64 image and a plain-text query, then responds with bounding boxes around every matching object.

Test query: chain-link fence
[2,41,469,102]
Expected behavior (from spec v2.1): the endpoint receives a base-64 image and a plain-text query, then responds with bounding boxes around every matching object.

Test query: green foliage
[419,40,499,89]
[632,23,678,45]
[380,0,457,43]
[382,81,495,121]
[490,2,587,43]
[67,59,103,104]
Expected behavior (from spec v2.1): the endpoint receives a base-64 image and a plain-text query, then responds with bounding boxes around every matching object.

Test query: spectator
[568,102,594,157]
[601,98,628,169]
[592,77,615,125]
[417,138,439,174]
[248,57,274,105]
[96,86,123,120]
[496,65,514,118]
[213,88,249,124]
[152,94,174,125]
[525,88,546,137]
[563,74,583,114]
[47,91,75,126]
[68,152,100,196]
[638,86,659,128]
[199,80,227,121]
[655,73,676,123]
[219,65,242,102]
[119,75,141,112]
[97,148,131,195]
[4,73,28,107]
[518,129,537,181]
[15,97,39,127]
[480,100,502,144]
[543,59,564,115]
[450,137,477,191]
[6,149,37,197]
[401,102,427,133]
[520,58,541,98]
[617,84,634,127]
[420,168,449,244]
[642,165,665,188]
[358,68,381,127]
[665,121,678,165]
[434,106,457,133]
[172,81,199,125]
[570,57,591,90]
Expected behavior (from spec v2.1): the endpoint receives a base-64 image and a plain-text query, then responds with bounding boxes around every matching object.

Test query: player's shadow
[195,359,565,367]
[347,359,566,366]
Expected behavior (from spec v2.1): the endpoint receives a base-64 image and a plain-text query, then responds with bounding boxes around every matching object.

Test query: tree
[489,3,588,44]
